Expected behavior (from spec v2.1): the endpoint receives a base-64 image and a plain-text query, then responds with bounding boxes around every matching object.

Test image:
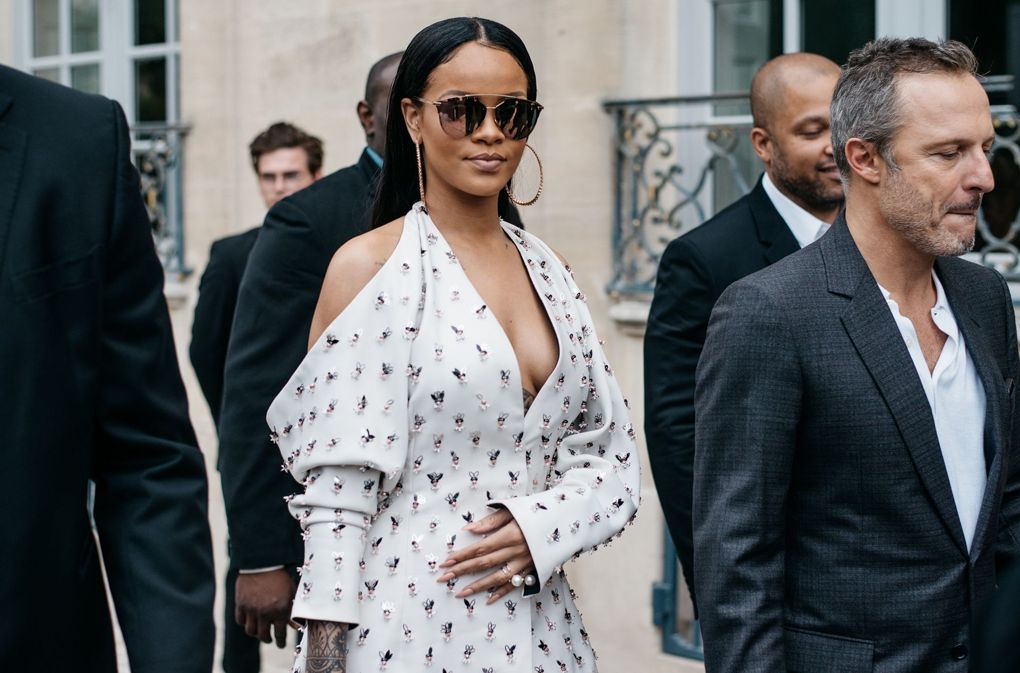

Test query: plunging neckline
[424,215,563,428]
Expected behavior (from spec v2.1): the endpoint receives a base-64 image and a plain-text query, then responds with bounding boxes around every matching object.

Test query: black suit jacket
[694,216,1020,673]
[643,178,799,609]
[190,226,259,429]
[218,151,382,570]
[974,561,1020,673]
[0,66,215,671]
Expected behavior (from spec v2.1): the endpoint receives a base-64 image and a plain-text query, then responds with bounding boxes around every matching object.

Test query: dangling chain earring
[506,143,543,207]
[415,141,427,207]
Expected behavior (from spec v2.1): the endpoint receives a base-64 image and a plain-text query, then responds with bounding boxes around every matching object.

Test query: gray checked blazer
[693,214,1020,673]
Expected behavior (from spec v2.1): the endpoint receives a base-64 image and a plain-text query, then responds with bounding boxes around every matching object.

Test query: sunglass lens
[463,97,490,136]
[503,100,540,140]
[494,101,520,138]
[435,97,540,139]
[436,98,468,135]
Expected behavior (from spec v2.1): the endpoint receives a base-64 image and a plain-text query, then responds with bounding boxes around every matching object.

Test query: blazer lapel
[0,91,26,281]
[935,258,1008,560]
[827,218,969,556]
[747,177,801,264]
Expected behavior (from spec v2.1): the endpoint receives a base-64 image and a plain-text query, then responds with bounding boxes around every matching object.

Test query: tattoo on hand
[522,387,536,413]
[306,621,347,673]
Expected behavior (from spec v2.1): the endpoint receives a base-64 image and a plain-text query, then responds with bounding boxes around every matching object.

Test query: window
[25,0,103,94]
[17,0,180,124]
[801,0,876,67]
[128,0,179,125]
[711,0,782,221]
[950,0,1020,108]
[16,0,188,275]
[713,0,783,106]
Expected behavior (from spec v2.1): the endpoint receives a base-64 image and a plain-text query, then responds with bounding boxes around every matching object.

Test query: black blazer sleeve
[644,235,716,611]
[190,236,247,427]
[187,239,234,424]
[217,198,326,570]
[694,279,801,673]
[91,100,215,672]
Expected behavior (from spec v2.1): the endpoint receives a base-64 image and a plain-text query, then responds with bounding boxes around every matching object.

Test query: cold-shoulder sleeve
[266,226,423,625]
[488,238,641,595]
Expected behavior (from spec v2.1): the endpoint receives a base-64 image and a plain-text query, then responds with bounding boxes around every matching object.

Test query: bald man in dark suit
[645,53,842,611]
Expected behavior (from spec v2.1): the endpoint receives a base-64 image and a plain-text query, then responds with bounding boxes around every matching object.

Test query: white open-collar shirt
[877,271,988,550]
[764,172,986,545]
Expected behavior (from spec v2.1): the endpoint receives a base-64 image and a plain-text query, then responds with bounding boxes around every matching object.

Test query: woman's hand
[437,508,535,603]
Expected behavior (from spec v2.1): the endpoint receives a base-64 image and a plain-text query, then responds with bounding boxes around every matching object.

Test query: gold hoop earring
[506,143,543,207]
[415,141,427,207]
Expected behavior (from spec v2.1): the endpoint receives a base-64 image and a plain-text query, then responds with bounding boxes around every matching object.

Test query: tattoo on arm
[306,620,347,673]
[522,387,536,414]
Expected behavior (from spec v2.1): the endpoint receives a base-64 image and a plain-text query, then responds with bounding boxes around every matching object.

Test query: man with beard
[694,38,1020,672]
[644,52,842,612]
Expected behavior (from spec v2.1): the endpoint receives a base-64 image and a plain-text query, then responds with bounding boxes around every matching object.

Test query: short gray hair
[830,38,980,181]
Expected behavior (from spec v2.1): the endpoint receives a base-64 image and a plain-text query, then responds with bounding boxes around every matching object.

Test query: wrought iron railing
[603,92,755,299]
[604,82,1020,299]
[132,122,191,276]
[978,102,1020,278]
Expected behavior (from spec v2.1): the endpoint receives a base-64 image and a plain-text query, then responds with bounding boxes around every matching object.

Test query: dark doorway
[950,0,1020,107]
[801,0,876,66]
[951,1,1020,245]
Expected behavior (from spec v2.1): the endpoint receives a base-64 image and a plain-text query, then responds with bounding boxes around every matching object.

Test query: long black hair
[371,17,538,228]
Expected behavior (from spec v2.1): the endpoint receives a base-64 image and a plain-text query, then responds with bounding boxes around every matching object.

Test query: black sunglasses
[415,94,543,140]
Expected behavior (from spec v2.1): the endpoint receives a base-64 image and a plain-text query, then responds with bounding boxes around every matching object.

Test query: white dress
[268,204,641,673]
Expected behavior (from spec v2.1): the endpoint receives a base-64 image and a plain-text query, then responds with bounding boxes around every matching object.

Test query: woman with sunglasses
[268,17,640,673]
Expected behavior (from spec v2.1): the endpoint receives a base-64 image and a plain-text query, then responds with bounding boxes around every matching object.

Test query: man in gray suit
[694,38,1020,673]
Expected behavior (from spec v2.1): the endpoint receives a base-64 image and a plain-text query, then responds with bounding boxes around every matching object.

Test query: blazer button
[949,643,968,660]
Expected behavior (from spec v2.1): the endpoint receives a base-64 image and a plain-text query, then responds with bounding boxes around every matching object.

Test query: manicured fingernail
[436,572,454,582]
[439,559,454,568]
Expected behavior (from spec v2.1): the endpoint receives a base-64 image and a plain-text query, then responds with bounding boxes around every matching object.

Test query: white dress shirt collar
[876,270,988,550]
[761,172,831,248]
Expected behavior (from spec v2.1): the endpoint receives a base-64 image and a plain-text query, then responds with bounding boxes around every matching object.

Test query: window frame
[13,0,180,126]
[13,0,189,276]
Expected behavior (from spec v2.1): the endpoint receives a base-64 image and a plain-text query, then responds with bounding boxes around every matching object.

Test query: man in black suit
[190,121,323,673]
[695,38,1020,672]
[191,122,324,429]
[0,65,215,671]
[643,53,842,609]
[217,52,402,651]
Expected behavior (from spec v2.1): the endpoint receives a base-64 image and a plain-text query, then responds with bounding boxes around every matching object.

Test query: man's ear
[400,97,422,144]
[750,126,772,166]
[357,100,373,136]
[844,138,883,186]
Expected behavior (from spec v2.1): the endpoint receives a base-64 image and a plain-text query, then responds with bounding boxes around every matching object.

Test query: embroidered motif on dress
[267,203,639,672]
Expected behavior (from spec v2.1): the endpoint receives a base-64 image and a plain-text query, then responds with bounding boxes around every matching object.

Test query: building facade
[2,1,1018,671]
